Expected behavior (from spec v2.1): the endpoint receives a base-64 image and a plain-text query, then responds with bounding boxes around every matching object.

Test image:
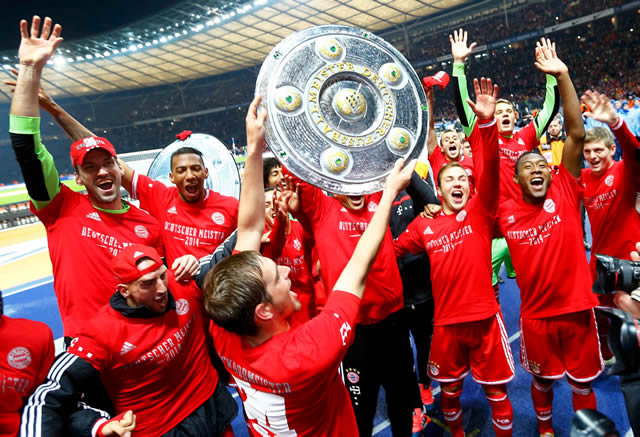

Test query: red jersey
[132,172,238,265]
[429,146,476,193]
[286,175,403,325]
[267,220,316,326]
[498,123,538,202]
[31,185,163,338]
[498,165,599,318]
[68,275,217,436]
[581,119,640,277]
[395,120,500,326]
[211,290,359,437]
[0,317,54,437]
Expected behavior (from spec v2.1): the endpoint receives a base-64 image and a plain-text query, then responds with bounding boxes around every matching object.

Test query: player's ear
[204,167,209,178]
[437,186,443,198]
[254,302,274,322]
[169,172,176,184]
[74,169,85,187]
[117,284,130,299]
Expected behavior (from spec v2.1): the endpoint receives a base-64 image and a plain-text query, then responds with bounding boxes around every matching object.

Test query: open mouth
[451,190,464,201]
[501,119,511,127]
[96,180,114,191]
[185,184,198,195]
[156,294,168,307]
[448,145,458,153]
[530,177,545,189]
[349,196,364,207]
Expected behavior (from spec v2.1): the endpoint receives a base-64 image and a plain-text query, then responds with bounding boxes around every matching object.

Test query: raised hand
[581,90,618,126]
[171,255,200,282]
[466,77,499,120]
[18,16,63,69]
[245,95,267,153]
[5,68,58,113]
[534,38,568,77]
[449,29,476,63]
[385,158,417,195]
[279,175,300,214]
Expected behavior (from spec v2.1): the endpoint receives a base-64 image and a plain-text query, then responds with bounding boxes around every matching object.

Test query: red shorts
[520,310,604,381]
[428,313,515,385]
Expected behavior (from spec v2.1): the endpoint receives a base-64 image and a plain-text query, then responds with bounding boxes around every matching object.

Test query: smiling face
[260,256,299,318]
[75,149,123,210]
[437,164,470,214]
[583,140,615,175]
[121,260,169,313]
[336,194,366,211]
[170,153,208,203]
[494,101,517,135]
[514,153,552,204]
[440,130,462,161]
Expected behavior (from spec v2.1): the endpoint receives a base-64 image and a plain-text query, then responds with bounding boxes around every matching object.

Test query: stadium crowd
[2,1,640,437]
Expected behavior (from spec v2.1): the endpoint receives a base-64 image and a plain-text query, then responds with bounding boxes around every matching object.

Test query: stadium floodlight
[167,35,173,40]
[206,20,213,26]
[153,39,159,44]
[175,32,180,37]
[182,30,187,35]
[145,42,151,46]
[160,36,167,42]
[214,17,220,24]
[53,56,66,66]
[122,48,128,52]
[230,11,236,17]
[129,37,134,41]
[129,45,137,52]
[103,51,110,56]
[113,49,120,54]
[137,43,143,48]
[85,54,93,60]
[76,56,84,61]
[67,57,74,62]
[2,64,11,70]
[160,27,165,31]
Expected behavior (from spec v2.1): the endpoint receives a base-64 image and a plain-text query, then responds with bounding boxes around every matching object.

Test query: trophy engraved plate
[146,133,241,199]
[256,25,429,195]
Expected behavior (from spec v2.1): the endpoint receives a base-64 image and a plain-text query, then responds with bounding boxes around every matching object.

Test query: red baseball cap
[70,137,117,167]
[111,244,163,284]
[422,71,450,91]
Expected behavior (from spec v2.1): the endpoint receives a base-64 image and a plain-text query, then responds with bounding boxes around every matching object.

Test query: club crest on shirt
[211,212,225,225]
[134,225,149,238]
[543,199,556,214]
[176,298,190,316]
[605,175,614,187]
[456,210,467,222]
[428,361,440,376]
[346,371,360,384]
[368,201,377,212]
[8,347,31,369]
[293,238,301,251]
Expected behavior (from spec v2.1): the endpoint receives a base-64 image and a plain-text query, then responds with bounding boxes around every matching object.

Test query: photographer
[612,242,640,318]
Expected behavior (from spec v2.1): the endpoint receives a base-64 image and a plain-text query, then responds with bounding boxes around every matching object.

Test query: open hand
[581,90,618,126]
[18,16,63,68]
[279,175,300,214]
[4,68,58,113]
[449,29,476,63]
[466,77,499,120]
[385,159,417,195]
[534,38,567,77]
[245,95,267,154]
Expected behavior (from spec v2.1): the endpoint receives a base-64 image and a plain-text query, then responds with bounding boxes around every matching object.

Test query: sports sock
[484,384,513,437]
[441,383,464,437]
[531,377,554,435]
[568,379,597,411]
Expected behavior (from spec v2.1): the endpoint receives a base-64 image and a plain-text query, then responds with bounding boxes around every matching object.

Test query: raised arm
[534,38,582,177]
[234,95,268,252]
[450,29,478,137]
[9,16,64,210]
[425,87,438,155]
[532,39,561,141]
[582,90,640,180]
[333,158,416,298]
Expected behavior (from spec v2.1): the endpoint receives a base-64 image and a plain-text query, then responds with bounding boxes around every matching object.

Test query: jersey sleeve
[475,120,500,214]
[287,291,360,373]
[394,217,428,257]
[532,75,560,139]
[20,352,104,437]
[610,118,640,183]
[131,172,171,215]
[452,62,477,137]
[406,171,440,212]
[556,164,583,208]
[9,115,61,210]
[195,229,237,289]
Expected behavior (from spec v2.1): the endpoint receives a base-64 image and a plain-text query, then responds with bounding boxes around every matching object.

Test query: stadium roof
[0,0,476,103]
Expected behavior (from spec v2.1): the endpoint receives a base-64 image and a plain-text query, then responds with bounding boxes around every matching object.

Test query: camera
[571,409,619,437]
[592,254,640,295]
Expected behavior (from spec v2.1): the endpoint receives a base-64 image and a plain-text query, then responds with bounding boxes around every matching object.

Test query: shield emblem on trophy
[146,133,241,199]
[256,25,429,195]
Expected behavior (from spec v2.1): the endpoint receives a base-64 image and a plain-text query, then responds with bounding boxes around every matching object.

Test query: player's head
[264,187,277,229]
[112,244,169,314]
[462,139,472,158]
[514,150,551,203]
[335,194,366,211]
[437,162,470,214]
[614,100,623,111]
[547,117,563,138]
[583,127,616,176]
[169,147,208,203]
[440,129,463,161]
[263,158,283,189]
[494,99,517,135]
[71,137,123,209]
[203,251,299,336]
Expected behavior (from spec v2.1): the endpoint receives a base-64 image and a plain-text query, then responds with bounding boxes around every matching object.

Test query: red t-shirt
[395,120,500,326]
[581,119,640,278]
[497,165,599,319]
[211,291,359,437]
[0,316,54,437]
[429,147,476,193]
[31,185,163,338]
[68,275,217,437]
[287,177,403,325]
[132,172,238,265]
[498,123,538,203]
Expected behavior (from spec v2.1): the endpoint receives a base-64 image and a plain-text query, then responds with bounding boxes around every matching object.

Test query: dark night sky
[0,1,184,51]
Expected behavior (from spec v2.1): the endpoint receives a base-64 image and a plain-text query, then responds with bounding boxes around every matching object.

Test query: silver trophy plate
[256,25,429,195]
[146,133,241,199]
